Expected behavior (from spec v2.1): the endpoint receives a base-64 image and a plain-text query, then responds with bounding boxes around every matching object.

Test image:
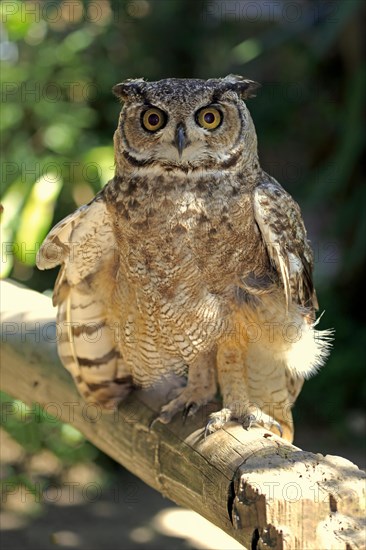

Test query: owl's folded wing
[36,191,130,409]
[253,178,318,314]
[36,192,116,299]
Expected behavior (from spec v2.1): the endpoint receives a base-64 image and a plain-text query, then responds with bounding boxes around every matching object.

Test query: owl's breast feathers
[90,171,272,372]
[105,171,270,295]
[37,170,325,383]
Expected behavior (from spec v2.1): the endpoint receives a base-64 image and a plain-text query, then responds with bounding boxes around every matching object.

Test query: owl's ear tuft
[220,75,261,99]
[112,78,146,101]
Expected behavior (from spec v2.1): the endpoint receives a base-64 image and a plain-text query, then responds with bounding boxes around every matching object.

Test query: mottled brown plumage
[37,75,332,442]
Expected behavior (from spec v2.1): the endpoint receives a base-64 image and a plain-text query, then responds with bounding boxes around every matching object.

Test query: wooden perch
[1,280,365,550]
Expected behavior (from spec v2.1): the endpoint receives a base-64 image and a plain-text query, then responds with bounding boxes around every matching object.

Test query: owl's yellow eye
[141,108,166,132]
[196,107,222,130]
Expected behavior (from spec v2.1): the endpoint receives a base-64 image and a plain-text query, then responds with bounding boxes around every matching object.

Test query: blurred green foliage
[0,392,96,463]
[1,0,365,467]
[0,390,100,503]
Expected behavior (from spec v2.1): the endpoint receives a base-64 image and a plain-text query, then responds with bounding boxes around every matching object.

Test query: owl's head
[113,75,260,174]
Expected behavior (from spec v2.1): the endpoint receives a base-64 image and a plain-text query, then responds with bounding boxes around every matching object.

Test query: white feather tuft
[285,318,334,379]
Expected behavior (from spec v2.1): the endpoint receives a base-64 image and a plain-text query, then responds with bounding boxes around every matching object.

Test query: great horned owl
[37,75,332,442]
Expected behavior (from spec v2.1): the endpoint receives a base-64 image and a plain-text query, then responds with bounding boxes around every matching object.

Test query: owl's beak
[174,123,187,158]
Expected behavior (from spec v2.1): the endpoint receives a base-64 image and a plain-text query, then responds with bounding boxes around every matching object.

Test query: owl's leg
[206,322,283,438]
[156,350,217,424]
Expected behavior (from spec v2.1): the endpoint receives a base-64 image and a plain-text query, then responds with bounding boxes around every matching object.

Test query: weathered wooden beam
[1,280,365,549]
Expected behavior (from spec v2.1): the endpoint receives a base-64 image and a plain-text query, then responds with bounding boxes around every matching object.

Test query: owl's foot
[155,385,213,425]
[204,407,283,438]
[150,352,217,427]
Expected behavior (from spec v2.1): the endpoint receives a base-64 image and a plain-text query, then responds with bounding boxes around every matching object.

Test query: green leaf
[0,179,31,277]
[83,146,114,187]
[14,173,63,265]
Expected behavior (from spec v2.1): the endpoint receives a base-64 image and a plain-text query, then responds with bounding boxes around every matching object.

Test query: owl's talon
[182,402,198,423]
[204,419,214,439]
[268,418,283,437]
[150,408,175,427]
[242,413,256,430]
[242,412,283,437]
[204,407,284,438]
[204,408,233,438]
[182,408,189,424]
[157,409,174,424]
[149,415,161,430]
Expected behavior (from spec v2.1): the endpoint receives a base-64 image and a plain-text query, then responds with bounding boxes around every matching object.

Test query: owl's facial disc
[116,77,259,170]
[119,98,247,169]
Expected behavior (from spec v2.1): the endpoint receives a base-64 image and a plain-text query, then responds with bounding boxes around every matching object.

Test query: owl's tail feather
[56,275,132,411]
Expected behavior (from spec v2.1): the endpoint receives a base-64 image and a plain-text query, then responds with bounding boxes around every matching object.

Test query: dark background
[1,1,365,548]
